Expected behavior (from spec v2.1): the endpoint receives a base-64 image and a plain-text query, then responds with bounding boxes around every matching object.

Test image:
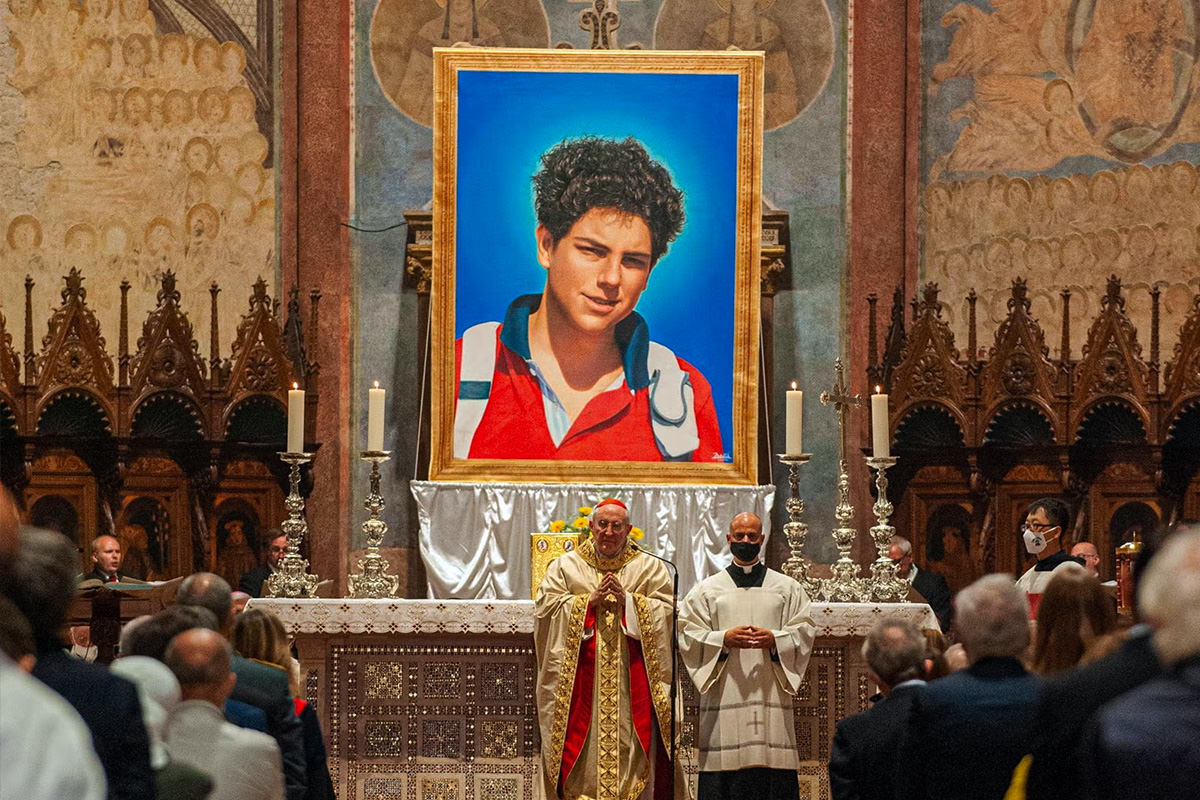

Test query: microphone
[630,541,678,574]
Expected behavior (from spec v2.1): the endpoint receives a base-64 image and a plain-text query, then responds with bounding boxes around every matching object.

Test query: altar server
[679,512,816,800]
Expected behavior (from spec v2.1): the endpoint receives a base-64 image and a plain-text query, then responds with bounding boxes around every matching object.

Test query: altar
[254,598,937,800]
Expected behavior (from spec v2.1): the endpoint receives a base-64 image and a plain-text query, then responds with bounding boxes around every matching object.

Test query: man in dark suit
[829,617,928,800]
[3,526,155,800]
[239,530,288,597]
[177,571,307,800]
[889,536,953,632]
[77,534,147,586]
[897,574,1039,800]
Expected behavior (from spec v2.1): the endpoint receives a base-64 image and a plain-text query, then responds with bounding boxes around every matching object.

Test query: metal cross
[820,358,863,470]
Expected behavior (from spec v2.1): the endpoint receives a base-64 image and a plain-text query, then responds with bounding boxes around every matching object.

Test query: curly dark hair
[532,137,685,265]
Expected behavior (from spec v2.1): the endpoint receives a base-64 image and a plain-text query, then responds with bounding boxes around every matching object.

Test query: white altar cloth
[252,598,939,636]
[410,481,776,599]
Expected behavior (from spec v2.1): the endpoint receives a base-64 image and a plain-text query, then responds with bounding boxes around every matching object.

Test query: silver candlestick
[348,451,400,598]
[777,453,820,598]
[820,359,866,602]
[865,456,907,602]
[265,452,320,598]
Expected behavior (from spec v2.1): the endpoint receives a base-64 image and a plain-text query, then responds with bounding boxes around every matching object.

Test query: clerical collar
[725,561,766,588]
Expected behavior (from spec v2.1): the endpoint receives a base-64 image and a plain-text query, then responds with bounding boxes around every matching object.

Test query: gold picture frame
[430,48,763,484]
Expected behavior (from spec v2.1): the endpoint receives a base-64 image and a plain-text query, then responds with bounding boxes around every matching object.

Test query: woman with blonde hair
[1030,565,1117,676]
[232,609,334,800]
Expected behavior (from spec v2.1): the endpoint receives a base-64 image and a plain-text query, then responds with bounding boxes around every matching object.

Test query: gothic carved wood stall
[867,278,1200,586]
[0,269,320,583]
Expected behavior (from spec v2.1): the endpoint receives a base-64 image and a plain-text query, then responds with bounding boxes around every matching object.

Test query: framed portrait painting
[429,48,763,484]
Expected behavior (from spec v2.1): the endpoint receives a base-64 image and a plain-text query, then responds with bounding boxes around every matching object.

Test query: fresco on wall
[369,0,551,126]
[1,0,277,358]
[921,0,1200,358]
[654,0,835,130]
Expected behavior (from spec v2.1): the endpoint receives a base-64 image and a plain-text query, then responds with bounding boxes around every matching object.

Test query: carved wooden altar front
[0,270,321,581]
[868,277,1200,582]
[254,598,936,800]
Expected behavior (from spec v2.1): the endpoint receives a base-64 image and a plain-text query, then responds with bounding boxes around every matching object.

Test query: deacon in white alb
[679,512,816,800]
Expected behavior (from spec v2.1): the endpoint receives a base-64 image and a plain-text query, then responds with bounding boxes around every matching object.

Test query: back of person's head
[110,655,181,769]
[862,618,927,688]
[164,628,235,704]
[0,594,36,667]
[955,574,1031,662]
[1138,526,1200,664]
[177,572,233,626]
[889,535,913,555]
[121,605,220,660]
[921,628,952,680]
[231,607,289,666]
[0,527,79,652]
[1025,497,1069,531]
[1031,565,1117,675]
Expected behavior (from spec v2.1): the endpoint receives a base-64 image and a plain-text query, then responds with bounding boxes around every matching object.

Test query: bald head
[729,512,761,534]
[164,628,236,705]
[91,535,122,576]
[727,512,764,565]
[177,572,233,628]
[1070,542,1100,576]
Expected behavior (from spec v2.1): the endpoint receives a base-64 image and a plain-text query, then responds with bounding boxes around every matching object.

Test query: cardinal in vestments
[679,512,815,800]
[534,498,685,800]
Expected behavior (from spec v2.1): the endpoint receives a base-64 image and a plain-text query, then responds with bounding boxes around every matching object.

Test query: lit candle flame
[292,381,299,390]
[790,380,797,390]
[373,380,380,389]
[875,384,882,394]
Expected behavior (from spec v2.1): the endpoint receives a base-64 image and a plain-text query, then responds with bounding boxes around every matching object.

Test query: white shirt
[0,653,106,800]
[165,699,284,800]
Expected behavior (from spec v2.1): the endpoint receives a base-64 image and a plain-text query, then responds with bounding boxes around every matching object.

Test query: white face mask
[1023,527,1057,555]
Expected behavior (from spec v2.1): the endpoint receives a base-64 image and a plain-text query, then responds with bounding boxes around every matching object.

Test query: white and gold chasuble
[534,540,683,800]
[678,567,815,772]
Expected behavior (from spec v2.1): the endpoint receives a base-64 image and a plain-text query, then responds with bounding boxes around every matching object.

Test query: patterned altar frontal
[253,599,937,800]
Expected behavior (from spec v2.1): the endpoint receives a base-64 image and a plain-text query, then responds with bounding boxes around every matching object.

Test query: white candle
[367,381,385,451]
[871,386,890,458]
[287,382,305,453]
[786,382,803,455]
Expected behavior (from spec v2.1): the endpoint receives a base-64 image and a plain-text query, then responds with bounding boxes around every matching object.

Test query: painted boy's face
[536,207,653,338]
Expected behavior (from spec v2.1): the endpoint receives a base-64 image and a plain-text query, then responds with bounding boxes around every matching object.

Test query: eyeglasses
[1025,522,1056,532]
[592,519,628,532]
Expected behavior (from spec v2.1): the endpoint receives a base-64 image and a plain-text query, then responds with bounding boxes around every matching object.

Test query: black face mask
[730,541,761,562]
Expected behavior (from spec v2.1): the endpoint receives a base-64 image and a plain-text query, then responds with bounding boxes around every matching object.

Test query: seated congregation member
[239,530,288,598]
[119,604,270,733]
[1029,565,1117,676]
[77,534,148,586]
[828,618,928,800]
[1016,498,1083,603]
[111,655,215,800]
[0,486,106,800]
[887,535,952,632]
[1022,527,1167,800]
[1080,527,1200,800]
[177,572,307,800]
[2,527,155,800]
[233,608,335,800]
[679,512,816,800]
[164,629,284,800]
[896,574,1039,800]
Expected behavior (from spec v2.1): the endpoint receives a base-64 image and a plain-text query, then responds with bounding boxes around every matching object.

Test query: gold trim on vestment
[550,594,589,782]
[596,604,621,800]
[632,593,673,746]
[578,539,639,572]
